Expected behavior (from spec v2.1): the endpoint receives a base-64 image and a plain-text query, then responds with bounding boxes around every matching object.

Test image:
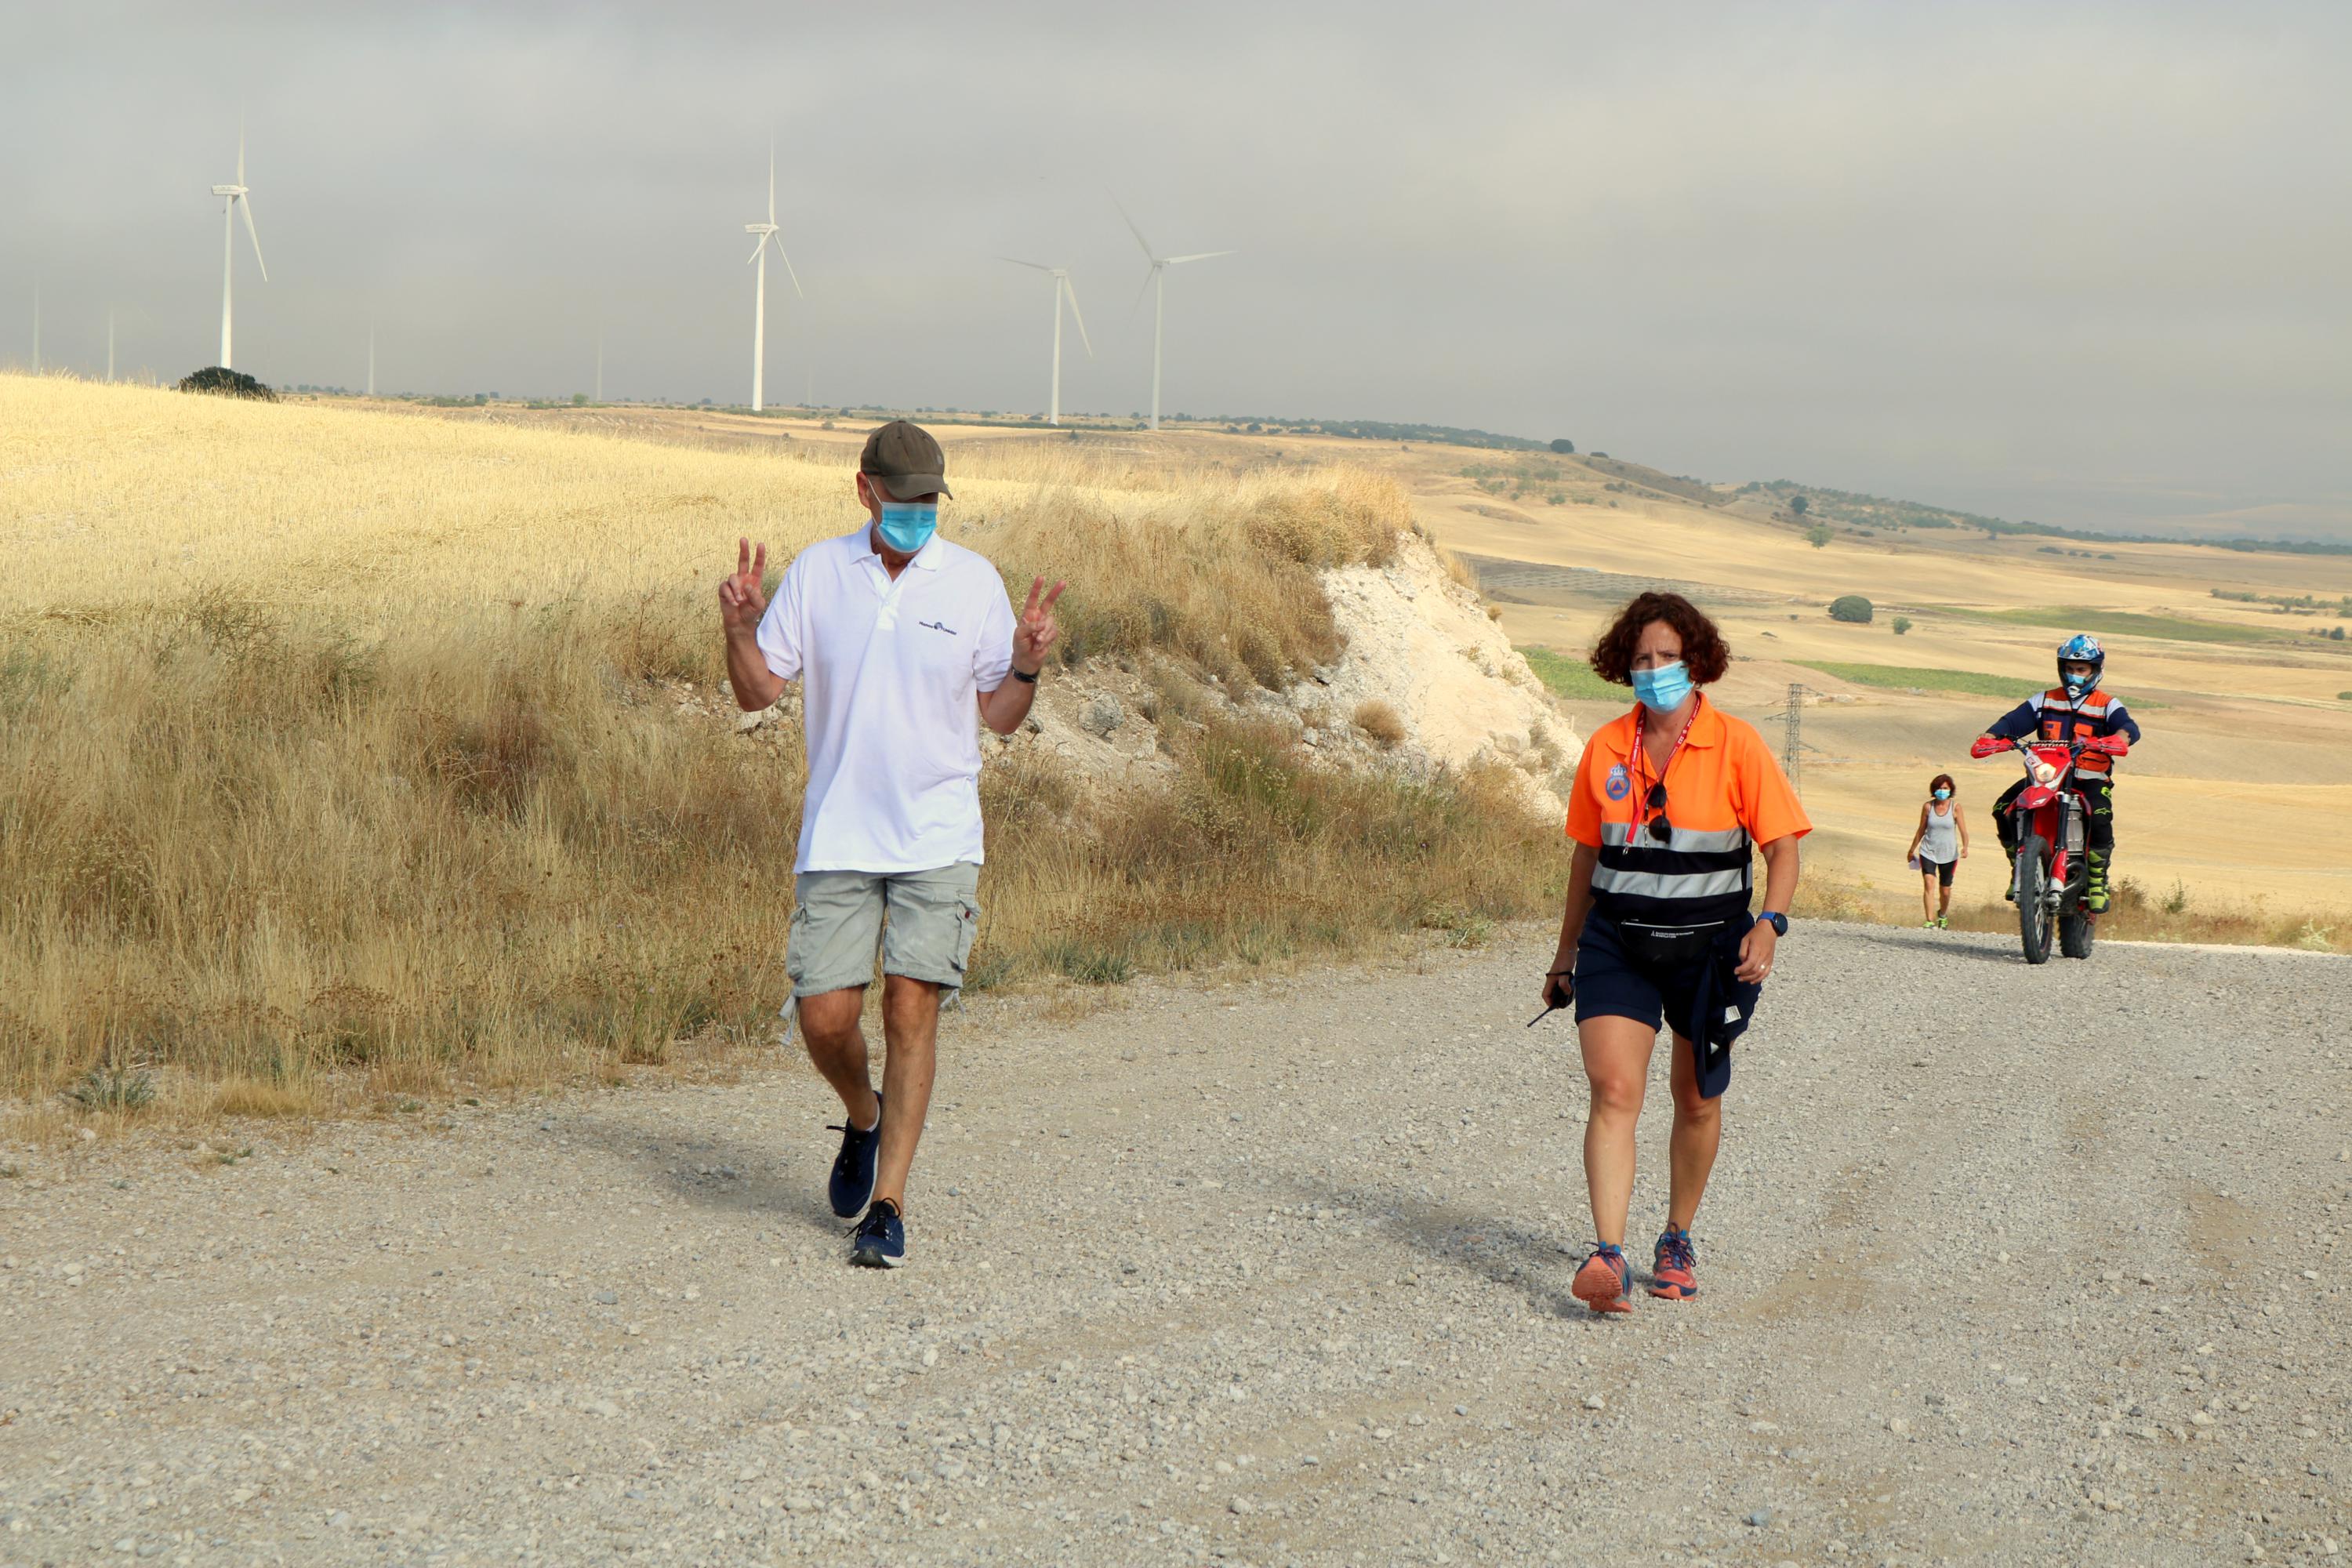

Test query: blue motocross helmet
[2056,633,2105,700]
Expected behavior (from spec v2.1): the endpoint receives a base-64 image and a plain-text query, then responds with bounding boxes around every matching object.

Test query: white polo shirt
[756,524,1017,874]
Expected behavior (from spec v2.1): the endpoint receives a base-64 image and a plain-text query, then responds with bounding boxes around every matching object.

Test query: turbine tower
[1000,259,1092,426]
[743,144,802,413]
[1115,198,1232,431]
[209,126,268,369]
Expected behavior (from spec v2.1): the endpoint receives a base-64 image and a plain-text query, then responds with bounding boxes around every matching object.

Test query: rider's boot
[2084,849,2111,916]
[1996,808,2020,902]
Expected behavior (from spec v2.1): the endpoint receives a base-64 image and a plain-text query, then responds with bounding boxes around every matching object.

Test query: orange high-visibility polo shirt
[1566,695,1811,925]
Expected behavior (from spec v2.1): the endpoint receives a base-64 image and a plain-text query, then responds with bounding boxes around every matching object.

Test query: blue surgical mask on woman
[1630,660,1693,713]
[1933,787,1951,801]
[876,499,939,554]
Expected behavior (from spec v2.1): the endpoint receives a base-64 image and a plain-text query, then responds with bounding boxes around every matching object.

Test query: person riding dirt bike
[1976,634,2142,915]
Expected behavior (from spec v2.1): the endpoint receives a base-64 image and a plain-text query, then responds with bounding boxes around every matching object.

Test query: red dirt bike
[1969,731,2129,965]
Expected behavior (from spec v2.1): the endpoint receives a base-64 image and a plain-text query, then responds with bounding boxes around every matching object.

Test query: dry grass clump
[974,718,1562,985]
[1353,699,1408,750]
[971,466,1407,690]
[0,377,1559,1112]
[1944,877,2344,949]
[0,597,793,1106]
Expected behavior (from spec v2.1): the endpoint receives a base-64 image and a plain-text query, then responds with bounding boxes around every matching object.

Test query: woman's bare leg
[1579,1014,1661,1246]
[1664,1033,1722,1231]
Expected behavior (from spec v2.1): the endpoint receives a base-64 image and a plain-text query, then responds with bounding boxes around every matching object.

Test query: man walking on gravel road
[718,420,1065,1268]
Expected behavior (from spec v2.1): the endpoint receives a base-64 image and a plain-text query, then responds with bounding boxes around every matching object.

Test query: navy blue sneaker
[826,1094,882,1219]
[851,1199,906,1269]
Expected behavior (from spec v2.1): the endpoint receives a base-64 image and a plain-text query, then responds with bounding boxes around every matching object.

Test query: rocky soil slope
[4,926,2346,1566]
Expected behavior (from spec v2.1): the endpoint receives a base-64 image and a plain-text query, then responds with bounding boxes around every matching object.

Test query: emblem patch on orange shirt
[1605,764,1631,801]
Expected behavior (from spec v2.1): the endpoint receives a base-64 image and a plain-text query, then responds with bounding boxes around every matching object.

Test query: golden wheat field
[0,375,1561,1120]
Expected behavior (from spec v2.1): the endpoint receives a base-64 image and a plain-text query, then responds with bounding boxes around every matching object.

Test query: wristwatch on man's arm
[1758,911,1788,937]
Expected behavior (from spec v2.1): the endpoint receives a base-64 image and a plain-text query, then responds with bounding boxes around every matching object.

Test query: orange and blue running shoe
[1650,1227,1698,1300]
[1571,1243,1633,1315]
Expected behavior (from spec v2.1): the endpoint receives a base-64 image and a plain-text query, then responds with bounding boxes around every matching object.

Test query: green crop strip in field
[1936,606,2278,646]
[1796,662,2042,699]
[1518,645,1624,701]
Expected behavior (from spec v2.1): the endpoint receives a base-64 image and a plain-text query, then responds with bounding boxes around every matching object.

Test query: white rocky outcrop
[1298,529,1573,816]
[971,529,1573,817]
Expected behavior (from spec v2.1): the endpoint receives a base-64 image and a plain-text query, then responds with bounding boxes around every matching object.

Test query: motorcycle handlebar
[1972,735,2123,760]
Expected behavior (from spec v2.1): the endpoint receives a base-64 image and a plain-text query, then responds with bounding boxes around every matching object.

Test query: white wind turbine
[209,126,268,369]
[1000,259,1092,426]
[1115,199,1233,431]
[743,144,802,413]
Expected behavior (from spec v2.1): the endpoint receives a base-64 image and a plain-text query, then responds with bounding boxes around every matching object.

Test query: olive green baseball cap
[858,420,953,500]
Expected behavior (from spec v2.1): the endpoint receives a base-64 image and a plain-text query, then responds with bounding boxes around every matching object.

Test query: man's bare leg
[798,987,880,1132]
[873,975,941,1210]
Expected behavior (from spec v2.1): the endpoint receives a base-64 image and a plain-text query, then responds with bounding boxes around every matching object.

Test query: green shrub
[177,367,277,402]
[67,1064,157,1114]
[1806,524,1831,549]
[1828,595,1874,624]
[1891,615,1913,636]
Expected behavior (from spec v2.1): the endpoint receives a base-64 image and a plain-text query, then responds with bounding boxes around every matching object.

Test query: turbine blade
[768,141,776,223]
[997,256,1052,271]
[747,236,768,266]
[237,122,245,184]
[1129,263,1157,321]
[1164,250,1236,264]
[240,194,268,281]
[1110,193,1155,261]
[774,238,804,299]
[1062,275,1094,358]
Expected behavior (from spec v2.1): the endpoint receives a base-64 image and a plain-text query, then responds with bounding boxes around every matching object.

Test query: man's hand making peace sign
[977,574,1065,736]
[718,537,768,634]
[1011,575,1066,677]
[717,536,786,712]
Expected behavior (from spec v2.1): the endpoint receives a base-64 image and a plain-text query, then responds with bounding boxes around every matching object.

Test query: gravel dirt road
[5,922,2347,1567]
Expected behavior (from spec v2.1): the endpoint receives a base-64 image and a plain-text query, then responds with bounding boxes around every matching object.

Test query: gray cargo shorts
[786,862,982,1000]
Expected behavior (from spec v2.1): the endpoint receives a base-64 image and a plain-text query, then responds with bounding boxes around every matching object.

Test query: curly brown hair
[1928,772,1958,798]
[1588,591,1732,687]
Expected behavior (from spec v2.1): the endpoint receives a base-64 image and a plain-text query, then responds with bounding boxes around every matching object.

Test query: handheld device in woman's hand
[1529,969,1575,1026]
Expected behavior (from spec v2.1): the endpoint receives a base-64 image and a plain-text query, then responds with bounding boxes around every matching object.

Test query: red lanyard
[1630,694,1700,843]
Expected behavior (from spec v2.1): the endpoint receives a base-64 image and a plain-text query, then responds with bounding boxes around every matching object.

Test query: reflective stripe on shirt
[1600,822,1751,854]
[1590,863,1752,901]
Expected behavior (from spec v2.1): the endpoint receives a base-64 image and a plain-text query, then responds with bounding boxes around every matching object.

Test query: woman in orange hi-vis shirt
[1541,592,1809,1315]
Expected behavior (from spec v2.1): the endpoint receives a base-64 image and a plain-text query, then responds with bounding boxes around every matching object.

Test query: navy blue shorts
[1573,913,1699,1037]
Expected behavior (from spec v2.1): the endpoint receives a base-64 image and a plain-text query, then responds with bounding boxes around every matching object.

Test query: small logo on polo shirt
[1605,763,1631,800]
[917,619,959,637]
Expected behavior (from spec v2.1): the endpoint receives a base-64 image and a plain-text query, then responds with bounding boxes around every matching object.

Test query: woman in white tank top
[1904,771,1970,928]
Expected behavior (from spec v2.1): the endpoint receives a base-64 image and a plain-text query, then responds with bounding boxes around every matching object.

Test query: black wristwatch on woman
[1758,911,1788,937]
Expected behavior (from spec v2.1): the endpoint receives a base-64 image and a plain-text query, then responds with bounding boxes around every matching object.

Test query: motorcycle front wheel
[2016,835,2053,965]
[2060,891,2097,959]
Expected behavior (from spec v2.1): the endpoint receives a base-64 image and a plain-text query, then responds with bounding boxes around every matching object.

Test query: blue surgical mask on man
[1630,660,1693,713]
[1933,787,1952,800]
[876,499,939,555]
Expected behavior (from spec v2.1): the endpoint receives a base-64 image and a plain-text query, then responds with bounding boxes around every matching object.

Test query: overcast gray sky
[7,1,2348,539]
